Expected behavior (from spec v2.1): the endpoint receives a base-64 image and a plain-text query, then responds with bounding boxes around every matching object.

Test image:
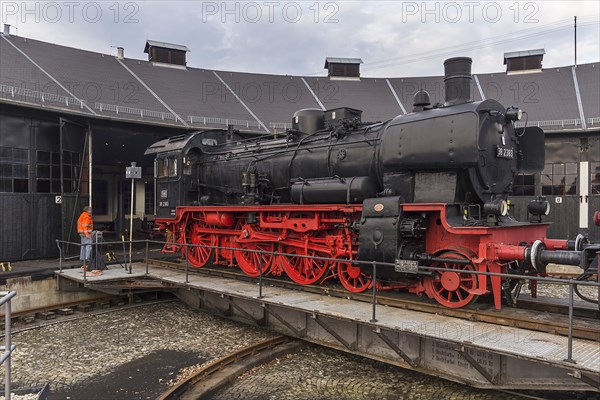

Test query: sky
[1,1,599,77]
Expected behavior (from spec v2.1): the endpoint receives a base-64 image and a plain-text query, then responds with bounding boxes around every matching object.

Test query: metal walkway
[55,264,600,392]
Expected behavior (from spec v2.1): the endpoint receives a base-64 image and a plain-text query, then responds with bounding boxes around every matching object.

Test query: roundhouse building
[1,28,599,260]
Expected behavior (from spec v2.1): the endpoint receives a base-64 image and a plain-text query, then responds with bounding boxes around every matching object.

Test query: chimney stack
[443,57,473,106]
[3,24,10,35]
[117,47,124,60]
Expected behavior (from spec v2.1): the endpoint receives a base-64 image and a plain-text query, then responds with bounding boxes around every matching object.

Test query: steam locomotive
[147,57,599,309]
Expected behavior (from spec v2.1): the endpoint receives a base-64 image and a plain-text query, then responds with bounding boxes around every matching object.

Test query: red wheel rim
[234,241,274,277]
[423,252,478,308]
[185,222,215,267]
[279,246,328,285]
[338,262,373,293]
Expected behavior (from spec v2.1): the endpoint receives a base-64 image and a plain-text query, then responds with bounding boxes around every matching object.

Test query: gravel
[210,344,516,400]
[1,301,276,399]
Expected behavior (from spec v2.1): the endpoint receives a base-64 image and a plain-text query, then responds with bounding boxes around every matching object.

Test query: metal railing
[269,122,292,129]
[188,115,263,129]
[55,237,599,364]
[0,83,85,109]
[1,290,17,400]
[94,102,181,122]
[3,83,598,133]
[515,118,582,129]
[588,117,600,126]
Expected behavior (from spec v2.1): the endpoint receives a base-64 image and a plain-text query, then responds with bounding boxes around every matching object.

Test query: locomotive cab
[145,130,229,218]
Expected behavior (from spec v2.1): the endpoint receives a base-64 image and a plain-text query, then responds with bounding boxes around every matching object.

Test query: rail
[1,290,17,400]
[158,335,294,399]
[55,237,599,365]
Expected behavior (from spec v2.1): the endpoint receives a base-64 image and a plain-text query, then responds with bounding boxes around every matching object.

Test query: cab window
[158,157,178,178]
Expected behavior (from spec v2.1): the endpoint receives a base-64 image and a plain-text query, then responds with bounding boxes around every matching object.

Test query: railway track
[1,293,176,335]
[158,335,301,400]
[148,259,599,341]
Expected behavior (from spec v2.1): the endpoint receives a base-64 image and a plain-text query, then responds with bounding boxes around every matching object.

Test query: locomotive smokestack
[443,57,472,106]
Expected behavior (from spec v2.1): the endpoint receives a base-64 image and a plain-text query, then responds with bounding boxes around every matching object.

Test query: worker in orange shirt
[77,206,93,268]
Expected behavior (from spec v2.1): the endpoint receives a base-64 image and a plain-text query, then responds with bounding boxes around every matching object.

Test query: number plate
[496,145,514,159]
[395,259,419,274]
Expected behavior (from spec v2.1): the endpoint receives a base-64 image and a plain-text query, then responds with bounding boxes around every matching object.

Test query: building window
[542,163,577,196]
[63,151,82,194]
[36,151,61,193]
[0,147,29,193]
[144,181,155,215]
[512,173,535,196]
[591,162,600,195]
[35,150,82,194]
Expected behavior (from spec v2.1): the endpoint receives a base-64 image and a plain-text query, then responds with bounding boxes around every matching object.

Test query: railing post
[83,242,87,283]
[4,291,13,400]
[565,281,575,363]
[56,240,63,274]
[370,261,377,323]
[122,235,127,272]
[185,244,190,284]
[94,237,98,271]
[258,251,263,299]
[145,240,149,276]
[56,240,62,290]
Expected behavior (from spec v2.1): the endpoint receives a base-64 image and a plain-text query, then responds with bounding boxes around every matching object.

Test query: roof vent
[117,47,124,60]
[144,40,190,68]
[324,57,363,80]
[504,49,545,75]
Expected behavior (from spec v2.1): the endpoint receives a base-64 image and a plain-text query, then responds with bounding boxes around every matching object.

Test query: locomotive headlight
[505,107,522,121]
[483,199,509,217]
[528,197,551,216]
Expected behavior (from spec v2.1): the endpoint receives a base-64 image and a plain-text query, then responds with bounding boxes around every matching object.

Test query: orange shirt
[77,212,93,237]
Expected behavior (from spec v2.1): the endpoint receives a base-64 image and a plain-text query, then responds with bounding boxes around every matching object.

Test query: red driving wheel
[279,245,329,285]
[184,221,215,267]
[337,262,373,293]
[234,241,275,277]
[423,252,478,308]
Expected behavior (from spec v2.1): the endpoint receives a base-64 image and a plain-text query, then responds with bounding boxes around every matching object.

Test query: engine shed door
[59,118,89,251]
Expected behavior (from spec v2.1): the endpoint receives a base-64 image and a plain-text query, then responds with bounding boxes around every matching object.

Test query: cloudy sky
[1,1,599,77]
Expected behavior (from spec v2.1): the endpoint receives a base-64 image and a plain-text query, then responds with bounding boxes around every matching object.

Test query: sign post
[125,162,142,272]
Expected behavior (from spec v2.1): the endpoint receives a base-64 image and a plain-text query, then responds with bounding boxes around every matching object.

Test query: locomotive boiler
[147,57,599,309]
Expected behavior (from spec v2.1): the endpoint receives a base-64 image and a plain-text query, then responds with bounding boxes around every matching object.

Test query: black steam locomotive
[148,57,598,309]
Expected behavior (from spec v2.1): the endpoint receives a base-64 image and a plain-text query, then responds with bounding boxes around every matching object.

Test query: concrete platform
[56,263,600,391]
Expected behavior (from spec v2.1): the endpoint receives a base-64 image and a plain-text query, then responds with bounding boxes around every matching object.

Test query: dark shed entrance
[0,104,185,261]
